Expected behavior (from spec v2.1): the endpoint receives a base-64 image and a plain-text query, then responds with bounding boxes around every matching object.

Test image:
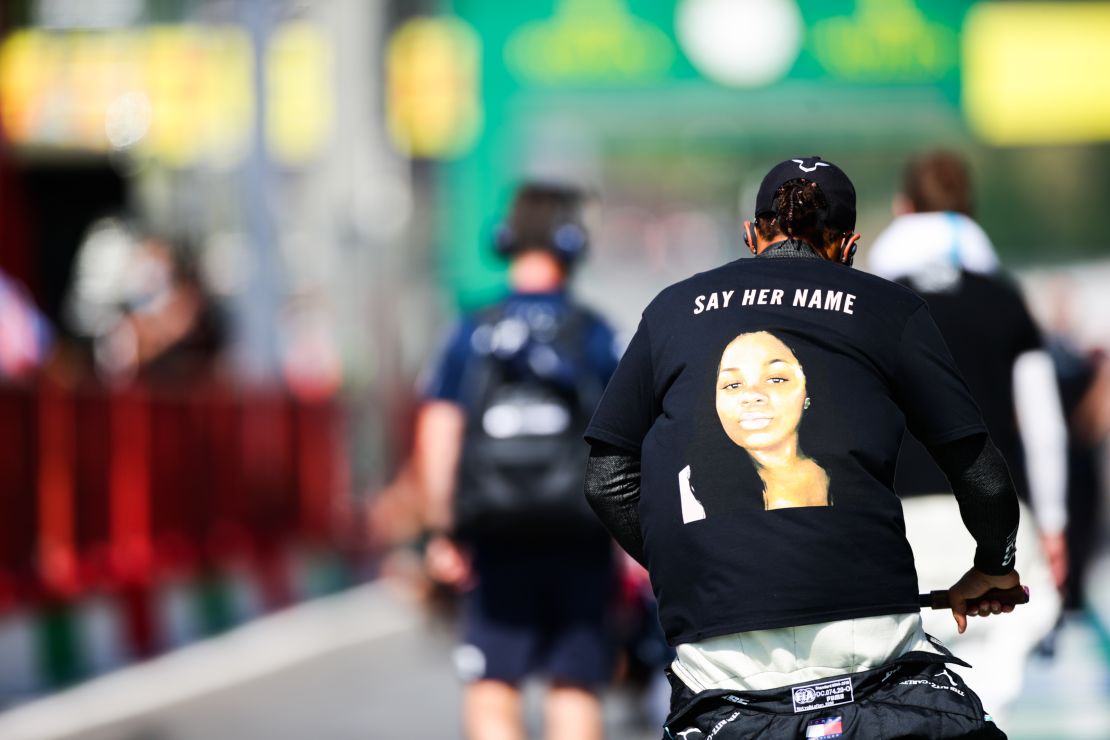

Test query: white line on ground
[0,582,415,740]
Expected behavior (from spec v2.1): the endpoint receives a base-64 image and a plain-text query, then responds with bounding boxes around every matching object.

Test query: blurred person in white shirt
[868,150,1067,721]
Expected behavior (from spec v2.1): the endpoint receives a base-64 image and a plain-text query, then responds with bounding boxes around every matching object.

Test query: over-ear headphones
[494,183,591,264]
[493,220,589,263]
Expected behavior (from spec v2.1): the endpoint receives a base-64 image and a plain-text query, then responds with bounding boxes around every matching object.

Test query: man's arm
[927,433,1022,632]
[584,442,645,566]
[414,400,466,532]
[413,400,469,586]
[1013,349,1069,587]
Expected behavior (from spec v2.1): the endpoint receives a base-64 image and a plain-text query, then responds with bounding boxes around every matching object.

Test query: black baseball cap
[755,156,857,231]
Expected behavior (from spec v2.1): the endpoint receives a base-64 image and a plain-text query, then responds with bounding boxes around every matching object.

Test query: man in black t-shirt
[584,157,1020,739]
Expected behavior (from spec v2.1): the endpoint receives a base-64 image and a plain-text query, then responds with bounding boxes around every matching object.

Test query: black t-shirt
[893,270,1042,501]
[585,248,986,645]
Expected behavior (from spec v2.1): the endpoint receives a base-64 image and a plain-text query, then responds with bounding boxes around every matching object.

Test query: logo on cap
[793,159,830,174]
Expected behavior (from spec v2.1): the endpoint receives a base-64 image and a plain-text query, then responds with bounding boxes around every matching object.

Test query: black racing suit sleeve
[584,442,645,567]
[926,432,1019,576]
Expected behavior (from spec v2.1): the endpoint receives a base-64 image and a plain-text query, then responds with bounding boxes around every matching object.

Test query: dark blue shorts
[456,539,617,689]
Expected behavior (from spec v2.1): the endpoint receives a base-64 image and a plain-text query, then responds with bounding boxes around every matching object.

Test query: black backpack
[453,302,605,540]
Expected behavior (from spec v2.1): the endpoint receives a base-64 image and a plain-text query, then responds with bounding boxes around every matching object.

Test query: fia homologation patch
[792,677,854,713]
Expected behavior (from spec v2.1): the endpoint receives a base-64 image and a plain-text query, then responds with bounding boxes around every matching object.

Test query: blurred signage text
[0,24,333,167]
[386,17,482,158]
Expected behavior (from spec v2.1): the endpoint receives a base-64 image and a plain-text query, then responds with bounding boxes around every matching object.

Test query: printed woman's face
[715,332,807,452]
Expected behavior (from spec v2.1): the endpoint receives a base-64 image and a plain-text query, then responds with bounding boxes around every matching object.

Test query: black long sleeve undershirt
[585,432,1019,576]
[927,433,1019,575]
[583,442,645,566]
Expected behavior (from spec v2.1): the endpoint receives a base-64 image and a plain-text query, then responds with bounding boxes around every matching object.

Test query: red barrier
[295,400,342,540]
[0,385,37,610]
[110,387,152,584]
[148,390,198,574]
[0,379,345,621]
[73,387,113,590]
[37,380,78,598]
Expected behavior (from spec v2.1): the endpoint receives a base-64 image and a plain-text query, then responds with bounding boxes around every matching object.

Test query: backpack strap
[458,303,509,429]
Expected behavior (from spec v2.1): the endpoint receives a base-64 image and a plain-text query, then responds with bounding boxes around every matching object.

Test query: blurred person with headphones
[415,182,622,740]
[868,150,1066,721]
[584,156,1020,738]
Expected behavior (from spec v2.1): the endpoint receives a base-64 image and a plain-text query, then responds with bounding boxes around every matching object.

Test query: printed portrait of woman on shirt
[674,330,834,521]
[714,330,829,510]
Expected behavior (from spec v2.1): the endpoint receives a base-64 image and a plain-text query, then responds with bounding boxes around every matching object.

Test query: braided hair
[756,178,846,251]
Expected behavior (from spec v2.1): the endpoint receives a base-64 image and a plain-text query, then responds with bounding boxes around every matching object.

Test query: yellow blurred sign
[267,21,333,164]
[386,17,482,158]
[963,3,1110,145]
[0,24,331,167]
[144,26,253,168]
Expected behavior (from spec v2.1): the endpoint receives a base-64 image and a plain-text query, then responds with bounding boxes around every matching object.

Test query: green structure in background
[430,0,971,309]
[425,0,1108,308]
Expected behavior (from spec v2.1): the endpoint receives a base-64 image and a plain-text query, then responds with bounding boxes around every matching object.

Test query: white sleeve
[1013,350,1068,535]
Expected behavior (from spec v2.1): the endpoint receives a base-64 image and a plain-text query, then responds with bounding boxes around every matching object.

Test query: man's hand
[424,534,472,589]
[947,567,1022,634]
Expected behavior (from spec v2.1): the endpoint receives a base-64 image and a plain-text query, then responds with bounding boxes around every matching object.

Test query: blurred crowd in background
[0,0,1109,736]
